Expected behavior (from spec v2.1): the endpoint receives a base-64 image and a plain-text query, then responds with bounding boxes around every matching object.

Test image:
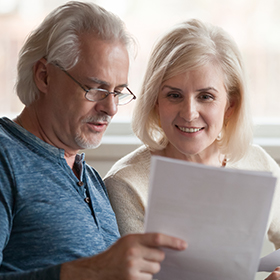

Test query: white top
[104,144,280,250]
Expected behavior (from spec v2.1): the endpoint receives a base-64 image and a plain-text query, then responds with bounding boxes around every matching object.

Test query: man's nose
[95,93,118,117]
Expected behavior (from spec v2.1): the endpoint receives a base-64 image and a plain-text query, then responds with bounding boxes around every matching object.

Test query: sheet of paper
[258,249,280,272]
[144,156,276,280]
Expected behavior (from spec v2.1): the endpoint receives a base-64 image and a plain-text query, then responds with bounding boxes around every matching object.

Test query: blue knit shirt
[0,117,120,279]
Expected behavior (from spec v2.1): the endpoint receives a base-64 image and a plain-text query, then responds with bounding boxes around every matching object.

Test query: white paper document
[144,156,276,280]
[258,249,280,272]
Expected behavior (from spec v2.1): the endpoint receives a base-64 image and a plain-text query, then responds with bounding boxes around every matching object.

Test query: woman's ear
[155,98,159,115]
[225,99,235,119]
[33,58,49,93]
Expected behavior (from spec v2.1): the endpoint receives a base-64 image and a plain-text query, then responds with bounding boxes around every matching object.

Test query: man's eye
[114,87,126,94]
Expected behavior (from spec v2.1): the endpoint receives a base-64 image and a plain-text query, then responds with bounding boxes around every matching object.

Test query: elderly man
[0,2,186,279]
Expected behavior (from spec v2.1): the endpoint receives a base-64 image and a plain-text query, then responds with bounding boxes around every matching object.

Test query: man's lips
[89,121,107,126]
[87,121,108,131]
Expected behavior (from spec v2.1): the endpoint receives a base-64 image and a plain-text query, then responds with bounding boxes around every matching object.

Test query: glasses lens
[86,89,107,102]
[117,88,135,105]
[85,88,135,105]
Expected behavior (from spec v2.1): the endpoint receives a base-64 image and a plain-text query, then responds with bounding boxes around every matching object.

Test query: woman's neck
[151,144,227,167]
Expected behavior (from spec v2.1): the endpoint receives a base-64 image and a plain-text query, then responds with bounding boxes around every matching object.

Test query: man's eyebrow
[87,77,110,86]
[87,77,128,88]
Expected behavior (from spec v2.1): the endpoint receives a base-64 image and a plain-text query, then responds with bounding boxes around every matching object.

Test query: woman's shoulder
[229,144,279,173]
[104,145,151,180]
[245,144,275,163]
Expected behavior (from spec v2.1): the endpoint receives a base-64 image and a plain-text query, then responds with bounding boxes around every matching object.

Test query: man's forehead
[79,34,127,55]
[85,76,128,88]
[76,35,129,87]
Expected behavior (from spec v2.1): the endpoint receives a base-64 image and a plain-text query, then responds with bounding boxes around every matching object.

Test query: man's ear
[33,58,49,93]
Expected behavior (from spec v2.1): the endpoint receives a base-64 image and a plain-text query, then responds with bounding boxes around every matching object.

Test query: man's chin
[75,135,102,150]
[80,142,101,150]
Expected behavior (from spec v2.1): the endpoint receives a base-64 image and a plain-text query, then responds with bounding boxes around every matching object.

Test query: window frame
[89,118,280,164]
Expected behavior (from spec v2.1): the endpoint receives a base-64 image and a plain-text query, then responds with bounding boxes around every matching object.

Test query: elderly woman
[104,19,280,254]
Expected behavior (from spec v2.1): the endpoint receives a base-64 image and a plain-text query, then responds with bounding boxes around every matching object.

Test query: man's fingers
[122,239,165,262]
[139,259,161,275]
[102,233,186,280]
[143,247,165,262]
[139,233,187,250]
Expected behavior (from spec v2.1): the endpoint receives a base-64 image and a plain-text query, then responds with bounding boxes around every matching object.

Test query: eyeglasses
[55,64,136,105]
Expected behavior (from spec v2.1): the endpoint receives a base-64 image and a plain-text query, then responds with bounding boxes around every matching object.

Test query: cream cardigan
[104,144,280,249]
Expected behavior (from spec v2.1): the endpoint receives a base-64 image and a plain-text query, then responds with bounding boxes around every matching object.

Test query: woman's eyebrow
[197,87,218,93]
[161,85,219,93]
[161,85,183,91]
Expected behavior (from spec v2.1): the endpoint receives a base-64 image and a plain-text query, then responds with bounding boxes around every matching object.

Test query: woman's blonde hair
[132,19,253,162]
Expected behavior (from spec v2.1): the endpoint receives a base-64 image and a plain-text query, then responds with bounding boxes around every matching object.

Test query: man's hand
[265,267,280,280]
[60,233,187,280]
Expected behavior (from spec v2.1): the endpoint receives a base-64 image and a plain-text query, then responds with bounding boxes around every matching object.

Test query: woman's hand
[265,267,280,280]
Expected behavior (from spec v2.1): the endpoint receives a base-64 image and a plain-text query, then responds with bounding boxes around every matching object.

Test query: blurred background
[0,0,280,122]
[0,1,279,277]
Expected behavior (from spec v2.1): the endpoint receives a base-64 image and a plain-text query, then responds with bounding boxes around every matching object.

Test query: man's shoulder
[0,117,22,148]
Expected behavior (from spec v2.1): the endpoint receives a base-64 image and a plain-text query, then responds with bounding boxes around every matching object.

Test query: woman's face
[156,63,234,161]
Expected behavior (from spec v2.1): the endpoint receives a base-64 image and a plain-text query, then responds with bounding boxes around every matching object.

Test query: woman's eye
[199,94,214,101]
[166,92,182,99]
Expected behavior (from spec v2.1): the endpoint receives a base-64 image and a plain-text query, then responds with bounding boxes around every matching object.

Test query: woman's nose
[179,99,199,122]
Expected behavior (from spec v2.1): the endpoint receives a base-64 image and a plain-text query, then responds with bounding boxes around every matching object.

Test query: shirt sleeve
[0,264,61,280]
[0,152,16,269]
[0,150,61,280]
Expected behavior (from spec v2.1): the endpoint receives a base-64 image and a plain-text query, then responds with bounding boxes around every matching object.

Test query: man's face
[41,34,130,153]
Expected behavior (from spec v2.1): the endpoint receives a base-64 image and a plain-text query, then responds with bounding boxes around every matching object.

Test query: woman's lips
[176,126,204,133]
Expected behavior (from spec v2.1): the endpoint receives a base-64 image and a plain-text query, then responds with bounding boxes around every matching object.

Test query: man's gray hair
[16,1,134,106]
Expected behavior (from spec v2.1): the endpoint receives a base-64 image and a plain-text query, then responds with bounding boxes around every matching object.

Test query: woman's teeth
[178,127,202,133]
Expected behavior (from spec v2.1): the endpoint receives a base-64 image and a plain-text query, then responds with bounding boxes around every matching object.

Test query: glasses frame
[54,64,136,105]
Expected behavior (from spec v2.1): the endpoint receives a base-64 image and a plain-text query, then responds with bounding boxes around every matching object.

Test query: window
[1,0,280,162]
